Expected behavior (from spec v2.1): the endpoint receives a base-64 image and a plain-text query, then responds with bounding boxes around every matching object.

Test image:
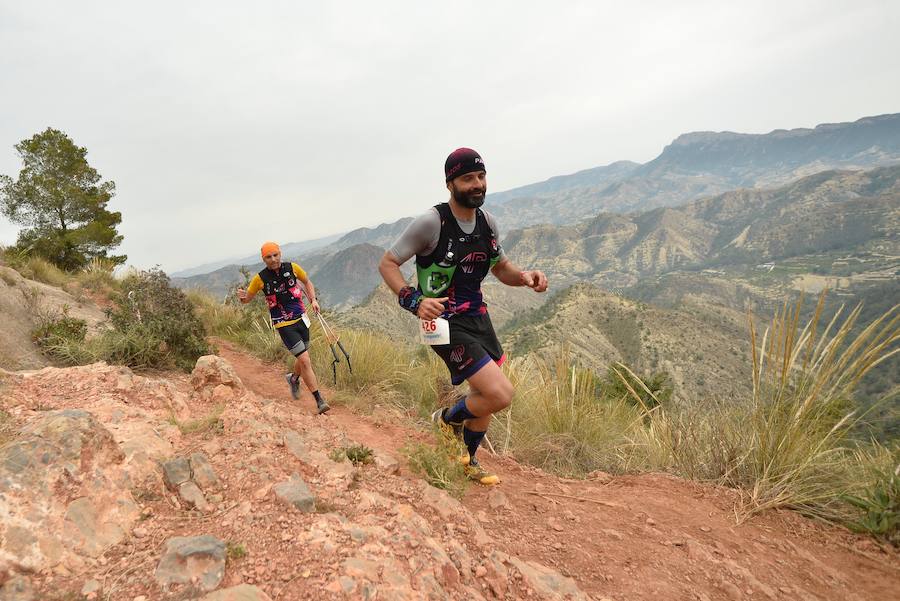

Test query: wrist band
[398,286,423,315]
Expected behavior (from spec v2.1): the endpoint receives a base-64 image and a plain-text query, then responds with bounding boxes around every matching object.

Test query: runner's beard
[452,185,486,208]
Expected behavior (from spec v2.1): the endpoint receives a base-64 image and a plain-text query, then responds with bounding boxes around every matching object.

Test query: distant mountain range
[490,113,900,229]
[502,165,900,289]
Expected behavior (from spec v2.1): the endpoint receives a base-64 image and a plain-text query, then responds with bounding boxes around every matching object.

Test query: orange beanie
[260,241,280,258]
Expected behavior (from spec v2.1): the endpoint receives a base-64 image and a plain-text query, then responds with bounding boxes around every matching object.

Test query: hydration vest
[258,263,306,326]
[415,203,503,317]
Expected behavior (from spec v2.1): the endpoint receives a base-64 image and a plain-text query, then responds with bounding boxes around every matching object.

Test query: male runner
[378,148,548,484]
[237,241,330,414]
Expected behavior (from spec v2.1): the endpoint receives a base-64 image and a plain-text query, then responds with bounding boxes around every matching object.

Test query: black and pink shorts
[431,313,506,385]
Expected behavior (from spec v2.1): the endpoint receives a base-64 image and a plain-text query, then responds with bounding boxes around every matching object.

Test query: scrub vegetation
[197,289,899,543]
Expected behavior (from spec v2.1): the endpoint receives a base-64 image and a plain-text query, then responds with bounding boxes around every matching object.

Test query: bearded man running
[379,148,548,485]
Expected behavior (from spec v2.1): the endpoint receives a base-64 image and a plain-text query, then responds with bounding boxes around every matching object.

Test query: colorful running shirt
[247,262,308,328]
[389,204,505,317]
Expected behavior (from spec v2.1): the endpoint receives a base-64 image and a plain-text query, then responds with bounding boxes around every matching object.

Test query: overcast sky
[1,1,898,273]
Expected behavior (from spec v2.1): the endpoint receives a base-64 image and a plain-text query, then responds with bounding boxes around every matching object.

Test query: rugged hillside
[0,265,107,371]
[311,243,387,310]
[2,342,896,600]
[638,113,900,186]
[500,283,753,404]
[491,113,900,229]
[487,161,640,205]
[503,166,900,289]
[324,217,414,253]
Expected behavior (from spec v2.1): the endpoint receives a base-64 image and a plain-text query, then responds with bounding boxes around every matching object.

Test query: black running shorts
[430,313,506,385]
[277,318,310,356]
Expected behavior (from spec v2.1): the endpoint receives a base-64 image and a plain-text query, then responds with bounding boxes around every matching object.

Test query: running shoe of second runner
[464,457,500,486]
[285,373,301,400]
[316,397,331,414]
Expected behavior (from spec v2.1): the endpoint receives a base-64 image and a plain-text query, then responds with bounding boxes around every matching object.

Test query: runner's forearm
[379,252,409,295]
[304,280,317,306]
[491,259,527,286]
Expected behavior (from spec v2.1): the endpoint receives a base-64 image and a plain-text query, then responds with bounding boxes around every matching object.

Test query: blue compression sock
[463,427,486,460]
[444,396,476,424]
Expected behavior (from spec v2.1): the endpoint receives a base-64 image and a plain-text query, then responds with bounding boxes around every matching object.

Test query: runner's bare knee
[484,378,513,411]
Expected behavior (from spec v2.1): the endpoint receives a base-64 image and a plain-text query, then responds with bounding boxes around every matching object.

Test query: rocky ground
[0,341,897,601]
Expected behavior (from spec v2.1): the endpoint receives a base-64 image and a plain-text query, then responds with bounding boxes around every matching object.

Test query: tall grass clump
[494,351,652,477]
[729,295,899,521]
[1,248,69,287]
[74,256,119,293]
[306,323,452,417]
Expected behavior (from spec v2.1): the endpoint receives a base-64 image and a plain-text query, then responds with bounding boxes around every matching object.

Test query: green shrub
[109,268,210,369]
[34,268,210,371]
[226,541,247,561]
[32,309,87,347]
[843,444,900,544]
[600,364,672,411]
[344,443,374,465]
[403,436,468,498]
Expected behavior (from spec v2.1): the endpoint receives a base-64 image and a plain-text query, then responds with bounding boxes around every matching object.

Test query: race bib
[418,317,450,345]
[302,313,311,328]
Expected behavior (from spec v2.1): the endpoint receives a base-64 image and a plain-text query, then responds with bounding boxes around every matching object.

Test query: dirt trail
[218,341,900,601]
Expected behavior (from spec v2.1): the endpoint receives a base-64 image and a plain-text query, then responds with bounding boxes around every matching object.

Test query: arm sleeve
[246,274,263,296]
[388,209,441,264]
[291,263,308,282]
[483,210,507,262]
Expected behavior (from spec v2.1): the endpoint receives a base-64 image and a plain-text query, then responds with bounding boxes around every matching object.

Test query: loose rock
[273,475,316,512]
[195,584,273,601]
[190,452,220,490]
[155,535,226,592]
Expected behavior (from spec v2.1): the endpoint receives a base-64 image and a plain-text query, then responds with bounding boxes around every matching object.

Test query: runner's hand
[311,299,321,314]
[416,296,448,321]
[522,270,548,292]
[236,287,248,302]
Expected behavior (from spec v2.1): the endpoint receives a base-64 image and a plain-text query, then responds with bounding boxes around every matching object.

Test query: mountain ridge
[174,112,900,278]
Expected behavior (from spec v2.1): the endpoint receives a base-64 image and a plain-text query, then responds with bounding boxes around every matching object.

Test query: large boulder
[190,356,244,397]
[0,410,139,573]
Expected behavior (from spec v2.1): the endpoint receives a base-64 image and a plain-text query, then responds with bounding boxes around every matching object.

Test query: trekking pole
[314,312,352,385]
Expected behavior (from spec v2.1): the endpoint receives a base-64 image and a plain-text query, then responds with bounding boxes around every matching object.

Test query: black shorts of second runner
[277,318,311,356]
[431,313,507,385]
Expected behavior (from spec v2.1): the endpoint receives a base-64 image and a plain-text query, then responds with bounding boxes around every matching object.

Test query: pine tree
[1,127,125,270]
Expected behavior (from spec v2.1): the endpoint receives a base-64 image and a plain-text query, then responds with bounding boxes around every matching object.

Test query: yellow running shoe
[464,459,500,486]
[431,408,463,440]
